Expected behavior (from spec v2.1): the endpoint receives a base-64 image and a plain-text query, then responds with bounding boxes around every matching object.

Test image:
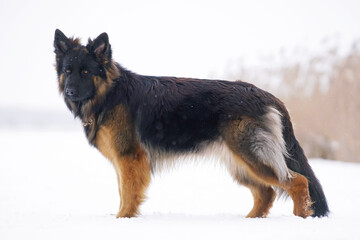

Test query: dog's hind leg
[221,107,313,218]
[247,185,276,218]
[224,161,275,218]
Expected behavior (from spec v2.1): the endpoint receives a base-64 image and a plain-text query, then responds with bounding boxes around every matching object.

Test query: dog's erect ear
[90,33,111,60]
[54,29,71,53]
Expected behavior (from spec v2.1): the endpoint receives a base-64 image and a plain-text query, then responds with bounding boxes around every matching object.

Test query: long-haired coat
[54,29,329,218]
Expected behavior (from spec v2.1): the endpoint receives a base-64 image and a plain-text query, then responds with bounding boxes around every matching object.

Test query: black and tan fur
[54,29,329,218]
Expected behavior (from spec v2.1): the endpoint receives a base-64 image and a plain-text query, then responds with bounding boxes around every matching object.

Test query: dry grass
[225,40,360,162]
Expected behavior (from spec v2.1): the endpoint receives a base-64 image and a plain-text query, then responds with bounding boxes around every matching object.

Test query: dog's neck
[82,117,94,127]
[82,109,107,145]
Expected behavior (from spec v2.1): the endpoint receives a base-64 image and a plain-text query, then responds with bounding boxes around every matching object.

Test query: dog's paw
[116,209,138,218]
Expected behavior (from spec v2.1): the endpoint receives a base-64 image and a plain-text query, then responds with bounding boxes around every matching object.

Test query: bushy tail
[283,123,330,217]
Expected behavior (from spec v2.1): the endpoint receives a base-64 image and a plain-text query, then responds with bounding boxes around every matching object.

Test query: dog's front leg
[112,148,151,218]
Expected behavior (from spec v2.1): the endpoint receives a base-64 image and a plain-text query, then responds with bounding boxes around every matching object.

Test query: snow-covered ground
[1,128,359,240]
[1,1,359,239]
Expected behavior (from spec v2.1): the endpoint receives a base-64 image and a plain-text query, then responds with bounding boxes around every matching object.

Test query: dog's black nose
[65,88,77,97]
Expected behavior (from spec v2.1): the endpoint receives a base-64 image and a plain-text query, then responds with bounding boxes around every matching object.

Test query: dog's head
[54,29,119,118]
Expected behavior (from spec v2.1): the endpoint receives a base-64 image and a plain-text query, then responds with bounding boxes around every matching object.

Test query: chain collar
[82,117,94,127]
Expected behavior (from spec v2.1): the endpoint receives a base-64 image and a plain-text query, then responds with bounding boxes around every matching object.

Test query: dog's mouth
[65,92,92,103]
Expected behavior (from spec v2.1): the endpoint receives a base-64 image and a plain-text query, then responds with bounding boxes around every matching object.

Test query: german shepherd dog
[54,29,329,218]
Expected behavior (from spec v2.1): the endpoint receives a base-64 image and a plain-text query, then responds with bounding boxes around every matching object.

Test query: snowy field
[1,127,360,240]
[1,1,360,239]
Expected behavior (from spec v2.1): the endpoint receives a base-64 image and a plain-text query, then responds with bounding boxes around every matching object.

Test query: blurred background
[1,0,359,162]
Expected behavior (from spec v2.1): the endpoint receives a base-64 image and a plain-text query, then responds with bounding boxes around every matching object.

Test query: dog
[54,29,329,218]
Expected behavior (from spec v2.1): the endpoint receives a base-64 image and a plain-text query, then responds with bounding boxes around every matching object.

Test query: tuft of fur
[249,107,292,182]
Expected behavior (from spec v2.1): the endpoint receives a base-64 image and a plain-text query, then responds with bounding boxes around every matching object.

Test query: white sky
[0,0,359,109]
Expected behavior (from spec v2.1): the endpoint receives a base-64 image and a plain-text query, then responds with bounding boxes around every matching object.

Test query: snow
[1,1,360,238]
[1,128,360,240]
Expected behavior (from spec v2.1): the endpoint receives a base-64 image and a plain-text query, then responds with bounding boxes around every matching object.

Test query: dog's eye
[65,69,71,74]
[82,70,88,75]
